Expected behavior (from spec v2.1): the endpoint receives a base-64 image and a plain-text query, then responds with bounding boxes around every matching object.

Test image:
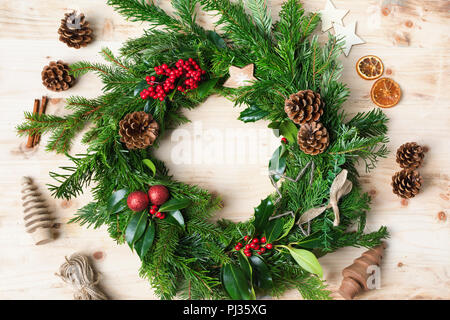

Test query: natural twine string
[55,253,107,300]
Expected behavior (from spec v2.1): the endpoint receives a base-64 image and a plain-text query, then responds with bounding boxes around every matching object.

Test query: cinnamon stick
[26,99,40,148]
[33,96,48,146]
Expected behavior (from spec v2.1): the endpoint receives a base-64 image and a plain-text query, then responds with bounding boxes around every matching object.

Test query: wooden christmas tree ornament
[338,242,386,300]
[21,176,53,245]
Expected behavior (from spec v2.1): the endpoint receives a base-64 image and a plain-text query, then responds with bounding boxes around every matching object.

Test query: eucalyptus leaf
[165,209,185,228]
[249,255,273,290]
[125,211,148,249]
[253,196,274,234]
[142,158,156,176]
[159,198,190,212]
[285,246,323,278]
[107,189,128,214]
[238,105,269,123]
[221,263,254,300]
[134,221,155,260]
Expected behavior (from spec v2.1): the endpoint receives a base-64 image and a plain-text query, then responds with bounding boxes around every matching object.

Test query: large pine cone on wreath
[396,142,424,169]
[391,169,423,199]
[297,122,329,155]
[284,90,324,124]
[41,60,75,92]
[119,111,159,150]
[58,12,93,49]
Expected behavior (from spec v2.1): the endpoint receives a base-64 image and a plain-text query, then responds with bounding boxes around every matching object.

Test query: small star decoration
[333,21,365,56]
[223,64,257,89]
[320,0,348,32]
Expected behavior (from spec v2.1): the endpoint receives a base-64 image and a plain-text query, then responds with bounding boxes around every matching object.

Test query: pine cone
[297,122,329,155]
[284,90,324,124]
[391,169,423,199]
[58,12,93,49]
[41,60,75,92]
[119,112,159,150]
[396,142,424,169]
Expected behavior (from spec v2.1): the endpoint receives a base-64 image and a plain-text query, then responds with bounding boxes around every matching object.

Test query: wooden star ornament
[320,0,348,32]
[333,21,365,56]
[223,64,257,88]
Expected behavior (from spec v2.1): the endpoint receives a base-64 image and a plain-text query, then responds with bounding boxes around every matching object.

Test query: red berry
[245,244,251,250]
[281,137,288,144]
[266,243,273,250]
[151,205,158,210]
[260,237,266,243]
[254,245,260,250]
[250,243,256,249]
[244,249,251,254]
[149,208,156,215]
[146,76,151,82]
[148,185,170,205]
[244,236,250,241]
[260,247,266,253]
[162,64,168,69]
[127,191,149,212]
[237,242,242,247]
[257,251,262,255]
[234,245,241,251]
[245,252,252,257]
[150,76,156,81]
[155,212,161,218]
[252,238,259,244]
[159,213,166,219]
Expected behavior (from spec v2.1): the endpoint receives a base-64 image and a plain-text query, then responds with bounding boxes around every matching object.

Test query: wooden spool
[21,176,53,245]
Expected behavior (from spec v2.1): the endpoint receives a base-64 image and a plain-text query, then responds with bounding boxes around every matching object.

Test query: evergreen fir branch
[171,0,207,37]
[346,108,389,138]
[246,0,273,35]
[107,0,183,31]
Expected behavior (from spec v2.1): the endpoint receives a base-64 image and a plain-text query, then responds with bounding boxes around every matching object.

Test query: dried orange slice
[356,55,384,80]
[371,77,401,108]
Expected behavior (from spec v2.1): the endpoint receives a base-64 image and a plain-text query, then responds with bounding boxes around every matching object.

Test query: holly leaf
[285,246,323,278]
[134,80,148,96]
[206,30,227,49]
[238,252,256,299]
[165,209,185,228]
[249,255,273,290]
[279,120,298,143]
[221,263,254,300]
[107,189,128,214]
[197,78,219,99]
[143,100,152,113]
[125,211,148,249]
[134,221,155,260]
[279,215,296,240]
[238,105,269,123]
[268,145,287,182]
[253,196,274,234]
[142,158,156,177]
[264,218,284,243]
[158,198,190,212]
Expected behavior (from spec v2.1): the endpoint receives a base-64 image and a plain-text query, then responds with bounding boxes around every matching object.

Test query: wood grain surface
[0,0,449,300]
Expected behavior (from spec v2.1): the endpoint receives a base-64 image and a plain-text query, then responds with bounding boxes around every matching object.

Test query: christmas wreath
[17,0,389,300]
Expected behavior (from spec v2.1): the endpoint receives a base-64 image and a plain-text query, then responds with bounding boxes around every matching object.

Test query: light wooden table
[0,0,449,300]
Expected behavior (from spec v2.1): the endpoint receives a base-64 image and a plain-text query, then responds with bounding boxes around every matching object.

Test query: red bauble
[148,185,170,205]
[127,191,149,212]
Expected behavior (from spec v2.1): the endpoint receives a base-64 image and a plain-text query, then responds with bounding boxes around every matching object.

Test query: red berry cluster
[140,58,206,101]
[149,204,166,220]
[234,236,273,257]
